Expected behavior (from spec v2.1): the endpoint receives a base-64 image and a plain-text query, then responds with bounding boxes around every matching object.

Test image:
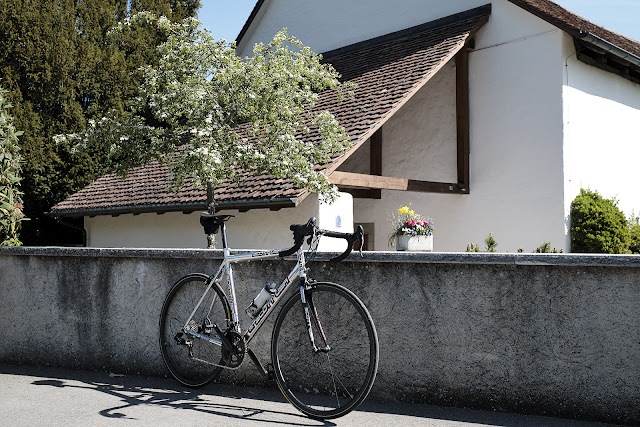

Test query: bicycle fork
[300,279,331,353]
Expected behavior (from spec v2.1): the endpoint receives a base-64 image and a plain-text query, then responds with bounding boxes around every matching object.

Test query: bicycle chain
[188,330,246,371]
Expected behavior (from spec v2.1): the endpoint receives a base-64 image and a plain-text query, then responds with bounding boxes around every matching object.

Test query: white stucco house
[51,0,640,252]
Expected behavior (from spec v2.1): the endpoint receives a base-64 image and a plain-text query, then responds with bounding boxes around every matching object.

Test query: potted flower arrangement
[389,206,435,251]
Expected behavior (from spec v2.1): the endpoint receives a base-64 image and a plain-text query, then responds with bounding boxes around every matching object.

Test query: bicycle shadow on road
[4,364,334,426]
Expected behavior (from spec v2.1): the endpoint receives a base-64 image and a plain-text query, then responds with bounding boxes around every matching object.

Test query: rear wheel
[271,282,378,419]
[159,274,231,387]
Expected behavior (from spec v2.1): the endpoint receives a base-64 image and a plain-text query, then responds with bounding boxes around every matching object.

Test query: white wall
[86,193,353,251]
[238,0,483,56]
[238,0,559,57]
[562,33,640,234]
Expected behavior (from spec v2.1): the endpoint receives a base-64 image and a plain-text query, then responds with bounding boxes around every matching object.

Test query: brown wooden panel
[456,48,470,193]
[370,128,383,176]
[330,171,465,193]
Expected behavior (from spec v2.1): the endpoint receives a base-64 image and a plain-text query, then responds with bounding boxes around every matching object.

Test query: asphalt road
[0,364,620,427]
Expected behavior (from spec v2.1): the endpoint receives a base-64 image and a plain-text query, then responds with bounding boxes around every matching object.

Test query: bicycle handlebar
[278,217,364,262]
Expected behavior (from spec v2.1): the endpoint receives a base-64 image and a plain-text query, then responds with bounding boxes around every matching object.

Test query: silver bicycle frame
[181,241,307,348]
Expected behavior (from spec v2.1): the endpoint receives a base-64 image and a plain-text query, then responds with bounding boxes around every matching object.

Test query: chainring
[221,330,246,368]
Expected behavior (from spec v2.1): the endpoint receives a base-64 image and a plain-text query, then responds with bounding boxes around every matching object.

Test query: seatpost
[220,222,229,250]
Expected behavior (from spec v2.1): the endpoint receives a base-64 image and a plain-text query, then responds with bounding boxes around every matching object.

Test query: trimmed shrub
[570,189,629,254]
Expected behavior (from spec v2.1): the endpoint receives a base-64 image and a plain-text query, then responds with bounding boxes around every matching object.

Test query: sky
[197,0,640,44]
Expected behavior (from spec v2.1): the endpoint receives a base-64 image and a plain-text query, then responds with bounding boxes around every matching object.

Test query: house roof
[50,6,490,217]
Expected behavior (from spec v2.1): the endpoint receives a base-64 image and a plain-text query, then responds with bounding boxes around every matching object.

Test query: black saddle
[199,213,235,235]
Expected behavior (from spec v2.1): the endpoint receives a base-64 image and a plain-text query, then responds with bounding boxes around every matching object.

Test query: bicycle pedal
[266,363,275,380]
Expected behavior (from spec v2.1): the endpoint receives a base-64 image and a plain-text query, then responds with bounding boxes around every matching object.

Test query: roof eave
[48,197,299,218]
[576,32,640,68]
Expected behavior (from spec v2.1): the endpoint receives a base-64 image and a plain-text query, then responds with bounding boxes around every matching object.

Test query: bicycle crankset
[221,330,246,368]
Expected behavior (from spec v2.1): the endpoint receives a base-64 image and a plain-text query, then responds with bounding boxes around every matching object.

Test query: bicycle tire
[271,282,379,419]
[159,273,231,387]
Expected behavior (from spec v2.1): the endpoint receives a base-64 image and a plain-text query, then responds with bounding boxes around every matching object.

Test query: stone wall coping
[3,246,640,268]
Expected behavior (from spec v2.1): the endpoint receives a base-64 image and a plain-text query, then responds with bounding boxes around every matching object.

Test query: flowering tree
[58,13,354,207]
[0,84,26,246]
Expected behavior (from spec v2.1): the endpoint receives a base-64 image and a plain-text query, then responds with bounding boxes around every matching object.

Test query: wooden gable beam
[331,171,465,193]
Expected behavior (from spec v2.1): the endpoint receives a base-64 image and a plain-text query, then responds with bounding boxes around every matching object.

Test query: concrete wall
[1,247,638,424]
[562,33,640,226]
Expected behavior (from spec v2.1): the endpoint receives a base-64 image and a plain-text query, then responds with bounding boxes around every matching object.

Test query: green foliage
[0,0,199,244]
[485,233,497,252]
[533,242,562,253]
[570,189,629,254]
[465,234,497,252]
[465,243,480,252]
[0,83,26,245]
[62,14,354,202]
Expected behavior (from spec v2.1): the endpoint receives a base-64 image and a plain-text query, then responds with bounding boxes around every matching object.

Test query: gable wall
[562,33,640,236]
[238,0,553,56]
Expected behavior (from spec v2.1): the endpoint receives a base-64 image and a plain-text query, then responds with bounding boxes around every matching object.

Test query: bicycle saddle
[200,213,235,235]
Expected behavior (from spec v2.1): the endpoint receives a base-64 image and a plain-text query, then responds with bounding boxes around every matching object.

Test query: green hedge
[570,189,629,254]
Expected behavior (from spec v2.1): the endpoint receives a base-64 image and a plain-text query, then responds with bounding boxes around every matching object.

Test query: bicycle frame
[181,221,308,349]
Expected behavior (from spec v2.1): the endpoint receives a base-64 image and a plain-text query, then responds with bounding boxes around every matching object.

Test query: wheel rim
[160,275,230,387]
[272,283,378,419]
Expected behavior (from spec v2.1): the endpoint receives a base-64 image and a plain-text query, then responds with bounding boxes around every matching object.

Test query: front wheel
[271,282,379,419]
[159,273,231,387]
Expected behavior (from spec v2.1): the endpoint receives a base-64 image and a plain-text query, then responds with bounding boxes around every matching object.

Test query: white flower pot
[396,235,433,251]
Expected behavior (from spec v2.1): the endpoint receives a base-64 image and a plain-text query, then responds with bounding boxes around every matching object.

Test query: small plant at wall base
[0,84,26,246]
[388,206,434,248]
[485,233,497,252]
[465,234,498,252]
[570,189,629,254]
[466,243,480,252]
[534,242,563,253]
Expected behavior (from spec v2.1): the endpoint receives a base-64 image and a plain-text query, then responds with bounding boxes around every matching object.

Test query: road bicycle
[159,214,379,419]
